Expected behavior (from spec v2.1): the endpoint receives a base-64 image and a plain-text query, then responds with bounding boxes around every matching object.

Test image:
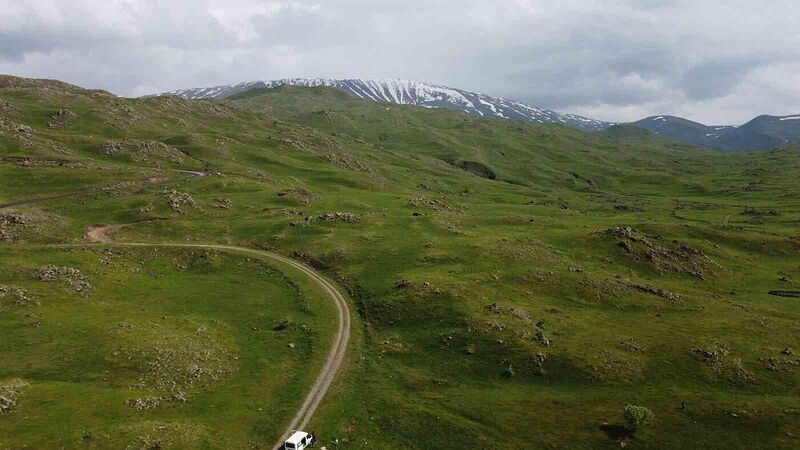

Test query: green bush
[624,404,655,431]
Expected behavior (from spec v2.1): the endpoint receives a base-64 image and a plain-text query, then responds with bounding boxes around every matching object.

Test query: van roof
[286,431,309,445]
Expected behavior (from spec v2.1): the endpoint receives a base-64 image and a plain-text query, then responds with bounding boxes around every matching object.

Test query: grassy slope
[0,246,338,449]
[2,76,800,449]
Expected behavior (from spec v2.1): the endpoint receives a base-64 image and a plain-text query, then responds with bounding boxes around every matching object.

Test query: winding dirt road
[3,169,350,447]
[87,238,351,449]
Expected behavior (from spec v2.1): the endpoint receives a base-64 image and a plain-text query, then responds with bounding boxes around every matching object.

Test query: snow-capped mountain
[157,78,613,132]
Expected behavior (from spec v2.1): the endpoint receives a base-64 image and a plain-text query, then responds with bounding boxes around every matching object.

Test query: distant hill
[631,114,800,151]
[157,78,613,132]
[157,78,800,152]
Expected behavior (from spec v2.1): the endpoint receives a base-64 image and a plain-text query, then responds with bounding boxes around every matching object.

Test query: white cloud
[1,0,799,123]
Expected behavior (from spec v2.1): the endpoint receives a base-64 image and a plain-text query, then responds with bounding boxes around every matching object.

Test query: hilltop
[158,78,613,131]
[633,114,800,151]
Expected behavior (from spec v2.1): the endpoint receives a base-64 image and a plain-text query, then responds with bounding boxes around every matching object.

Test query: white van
[284,431,317,450]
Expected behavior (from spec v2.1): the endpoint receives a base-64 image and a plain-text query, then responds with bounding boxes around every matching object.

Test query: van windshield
[286,444,296,449]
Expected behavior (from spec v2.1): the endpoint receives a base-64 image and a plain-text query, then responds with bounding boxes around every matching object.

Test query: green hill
[2,76,800,449]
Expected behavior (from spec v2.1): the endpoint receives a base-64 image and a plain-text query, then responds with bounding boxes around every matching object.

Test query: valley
[1,74,800,449]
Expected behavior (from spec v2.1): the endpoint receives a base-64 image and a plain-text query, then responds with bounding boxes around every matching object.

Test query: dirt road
[82,236,351,449]
[4,169,349,448]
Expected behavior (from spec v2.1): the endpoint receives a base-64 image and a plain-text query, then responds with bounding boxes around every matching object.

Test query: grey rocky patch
[693,342,757,384]
[213,198,232,209]
[98,139,184,164]
[0,285,38,306]
[127,396,162,411]
[47,108,77,128]
[0,379,29,415]
[312,212,359,223]
[0,213,27,226]
[599,227,718,279]
[618,339,646,353]
[163,189,200,214]
[484,303,502,314]
[278,188,318,205]
[34,265,92,293]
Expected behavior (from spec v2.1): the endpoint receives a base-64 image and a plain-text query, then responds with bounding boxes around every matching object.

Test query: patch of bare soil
[86,224,130,243]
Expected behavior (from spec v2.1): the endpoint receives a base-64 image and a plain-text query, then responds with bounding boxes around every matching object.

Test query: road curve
[85,241,351,450]
[2,169,349,447]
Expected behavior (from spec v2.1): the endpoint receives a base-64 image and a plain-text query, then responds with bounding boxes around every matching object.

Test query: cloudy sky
[1,0,799,124]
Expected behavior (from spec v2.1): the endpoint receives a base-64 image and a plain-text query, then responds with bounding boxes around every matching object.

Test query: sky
[1,0,799,124]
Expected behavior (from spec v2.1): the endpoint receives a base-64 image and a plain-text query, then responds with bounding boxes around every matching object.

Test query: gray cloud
[1,0,799,123]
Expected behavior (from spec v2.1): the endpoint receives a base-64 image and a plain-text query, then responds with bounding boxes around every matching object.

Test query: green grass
[1,75,800,448]
[0,246,338,449]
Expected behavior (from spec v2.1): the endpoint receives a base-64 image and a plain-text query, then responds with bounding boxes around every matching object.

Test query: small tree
[624,405,655,432]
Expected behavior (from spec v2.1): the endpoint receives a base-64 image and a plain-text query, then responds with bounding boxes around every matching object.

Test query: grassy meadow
[1,75,799,448]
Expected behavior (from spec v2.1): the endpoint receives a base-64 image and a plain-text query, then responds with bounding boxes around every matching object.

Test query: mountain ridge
[156,77,800,151]
[156,78,614,132]
[633,114,800,151]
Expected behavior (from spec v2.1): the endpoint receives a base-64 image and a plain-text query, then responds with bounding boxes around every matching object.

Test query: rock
[47,108,77,127]
[535,331,551,347]
[99,139,184,163]
[288,343,296,349]
[163,189,200,214]
[783,347,794,356]
[0,213,27,226]
[484,303,502,314]
[314,212,359,223]
[277,188,318,205]
[0,379,29,415]
[126,396,162,411]
[213,198,232,209]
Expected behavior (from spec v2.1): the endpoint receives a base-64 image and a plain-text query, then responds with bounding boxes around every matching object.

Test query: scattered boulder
[0,285,38,306]
[213,198,232,209]
[163,189,200,214]
[693,342,757,384]
[742,206,780,217]
[277,188,318,205]
[34,265,91,293]
[627,281,682,302]
[599,227,717,279]
[618,339,646,353]
[126,396,162,411]
[0,379,29,415]
[484,303,502,314]
[47,108,77,128]
[0,213,27,226]
[98,139,184,164]
[312,212,359,223]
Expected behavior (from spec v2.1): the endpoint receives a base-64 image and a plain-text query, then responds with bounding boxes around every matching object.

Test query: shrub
[624,404,655,431]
